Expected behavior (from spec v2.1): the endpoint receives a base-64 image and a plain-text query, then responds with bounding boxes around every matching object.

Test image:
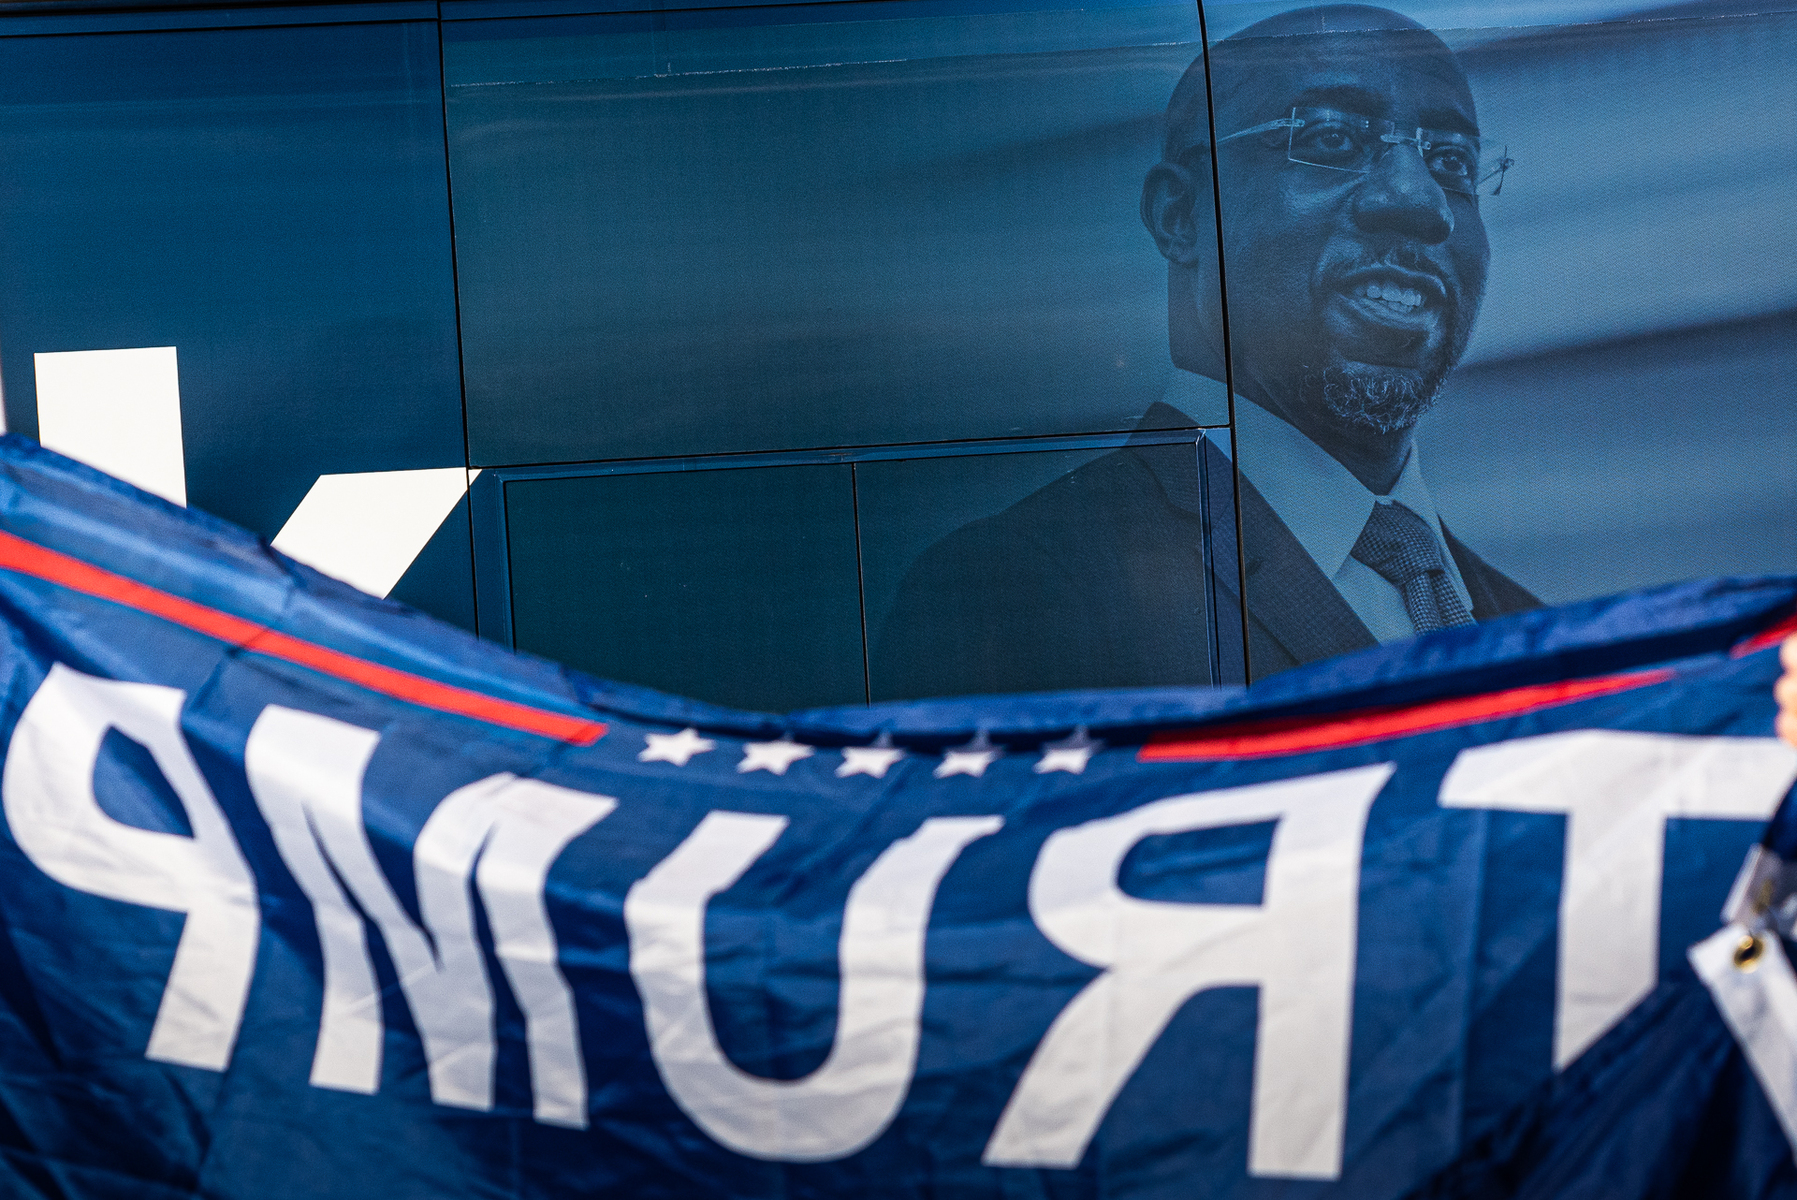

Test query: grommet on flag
[1693,918,1797,1151]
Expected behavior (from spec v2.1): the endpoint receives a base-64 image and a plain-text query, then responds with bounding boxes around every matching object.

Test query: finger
[1778,673,1797,709]
[1779,710,1797,749]
[1783,633,1797,671]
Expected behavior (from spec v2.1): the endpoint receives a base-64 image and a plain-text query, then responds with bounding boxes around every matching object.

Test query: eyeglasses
[1217,106,1513,197]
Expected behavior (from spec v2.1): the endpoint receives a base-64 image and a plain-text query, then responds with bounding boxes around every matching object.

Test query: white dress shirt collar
[1204,389,1474,640]
[1229,397,1444,577]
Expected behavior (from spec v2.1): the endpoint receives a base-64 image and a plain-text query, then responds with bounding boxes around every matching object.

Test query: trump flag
[0,436,1791,1198]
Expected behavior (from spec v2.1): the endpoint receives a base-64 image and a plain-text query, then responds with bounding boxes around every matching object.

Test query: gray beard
[1300,365,1447,435]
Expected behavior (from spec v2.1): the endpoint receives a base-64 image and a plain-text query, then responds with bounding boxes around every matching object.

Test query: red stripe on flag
[0,530,606,746]
[1734,608,1797,658]
[1139,670,1671,762]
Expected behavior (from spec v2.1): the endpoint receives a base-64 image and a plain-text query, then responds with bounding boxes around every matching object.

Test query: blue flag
[0,435,1792,1198]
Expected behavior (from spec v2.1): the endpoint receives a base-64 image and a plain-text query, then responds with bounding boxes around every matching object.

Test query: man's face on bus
[1212,23,1491,434]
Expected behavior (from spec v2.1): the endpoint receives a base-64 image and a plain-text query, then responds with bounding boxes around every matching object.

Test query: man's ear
[1141,156,1214,268]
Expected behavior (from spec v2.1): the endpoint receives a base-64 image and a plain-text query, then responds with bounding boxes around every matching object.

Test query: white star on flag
[837,745,904,778]
[935,734,999,779]
[739,738,815,775]
[639,727,715,766]
[1034,727,1102,775]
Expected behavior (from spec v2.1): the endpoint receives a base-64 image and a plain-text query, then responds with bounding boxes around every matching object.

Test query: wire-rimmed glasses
[1218,106,1513,196]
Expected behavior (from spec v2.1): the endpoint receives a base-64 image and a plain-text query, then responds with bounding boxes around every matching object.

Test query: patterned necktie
[1349,502,1474,634]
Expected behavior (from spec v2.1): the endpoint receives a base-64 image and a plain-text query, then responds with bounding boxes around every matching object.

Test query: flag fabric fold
[0,435,1792,1198]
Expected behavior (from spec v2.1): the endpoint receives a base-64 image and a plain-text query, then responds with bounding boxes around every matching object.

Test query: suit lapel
[1191,439,1377,671]
[1447,533,1501,620]
[1142,430,1380,676]
[1444,525,1542,619]
[1241,477,1378,667]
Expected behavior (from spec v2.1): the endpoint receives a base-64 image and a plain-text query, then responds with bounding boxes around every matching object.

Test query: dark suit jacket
[872,410,1539,696]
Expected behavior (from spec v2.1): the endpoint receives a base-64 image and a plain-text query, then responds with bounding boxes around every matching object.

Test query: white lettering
[1,663,258,1070]
[442,772,611,1128]
[983,764,1393,1178]
[245,706,611,1123]
[1441,730,1797,1068]
[626,812,1001,1161]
